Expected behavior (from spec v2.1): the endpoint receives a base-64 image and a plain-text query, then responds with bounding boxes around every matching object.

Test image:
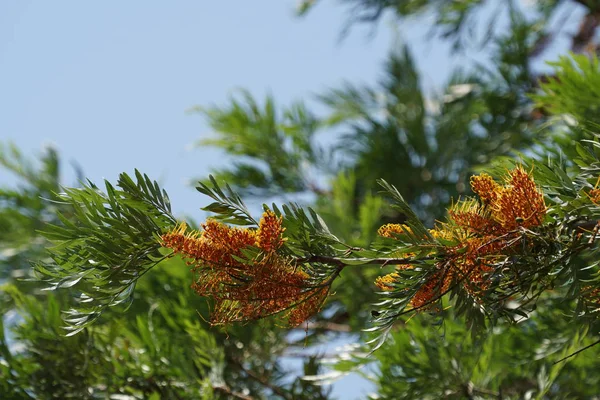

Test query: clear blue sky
[0,1,462,216]
[1,1,582,398]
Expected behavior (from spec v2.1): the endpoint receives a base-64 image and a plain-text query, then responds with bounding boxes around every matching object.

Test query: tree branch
[296,254,416,268]
[232,359,293,400]
[213,384,255,400]
[302,321,352,332]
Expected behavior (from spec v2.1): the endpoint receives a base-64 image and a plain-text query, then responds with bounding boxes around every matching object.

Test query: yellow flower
[470,173,501,205]
[375,272,400,291]
[377,223,411,239]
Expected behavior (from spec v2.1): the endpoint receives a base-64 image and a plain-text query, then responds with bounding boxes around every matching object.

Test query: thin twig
[553,337,600,364]
[301,321,352,332]
[213,384,255,400]
[296,254,416,268]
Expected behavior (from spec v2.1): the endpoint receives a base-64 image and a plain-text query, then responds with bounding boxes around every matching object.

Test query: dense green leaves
[197,174,258,226]
[34,171,177,335]
[371,306,598,400]
[534,54,600,132]
[0,143,66,283]
[0,280,223,400]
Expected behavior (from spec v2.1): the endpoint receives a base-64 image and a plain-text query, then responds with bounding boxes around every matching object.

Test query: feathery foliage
[34,171,177,335]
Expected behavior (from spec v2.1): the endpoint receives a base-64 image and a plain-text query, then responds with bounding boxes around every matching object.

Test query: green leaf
[34,171,176,333]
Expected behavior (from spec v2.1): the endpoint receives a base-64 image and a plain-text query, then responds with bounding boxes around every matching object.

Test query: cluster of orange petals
[585,175,600,204]
[583,286,600,311]
[160,211,327,327]
[375,166,547,310]
[588,188,600,205]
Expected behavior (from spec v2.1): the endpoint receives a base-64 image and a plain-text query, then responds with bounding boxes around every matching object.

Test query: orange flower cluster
[410,270,452,309]
[489,167,546,230]
[588,188,600,205]
[586,176,600,204]
[160,211,327,327]
[582,285,600,311]
[470,173,500,205]
[256,210,286,252]
[374,166,547,311]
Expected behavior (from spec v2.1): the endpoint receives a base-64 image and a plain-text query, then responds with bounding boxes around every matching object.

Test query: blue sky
[0,1,466,216]
[1,1,584,398]
[0,1,583,214]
